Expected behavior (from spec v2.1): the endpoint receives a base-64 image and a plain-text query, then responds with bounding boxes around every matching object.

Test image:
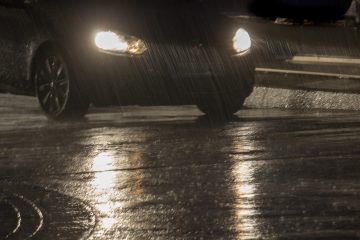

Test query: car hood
[34,0,239,45]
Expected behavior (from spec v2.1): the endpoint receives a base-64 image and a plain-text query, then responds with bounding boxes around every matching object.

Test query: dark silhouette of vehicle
[0,0,254,119]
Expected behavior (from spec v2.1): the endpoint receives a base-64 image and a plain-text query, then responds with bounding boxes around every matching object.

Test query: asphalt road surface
[1,93,360,240]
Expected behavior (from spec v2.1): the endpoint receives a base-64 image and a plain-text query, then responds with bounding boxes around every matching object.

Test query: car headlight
[233,28,251,54]
[95,31,147,55]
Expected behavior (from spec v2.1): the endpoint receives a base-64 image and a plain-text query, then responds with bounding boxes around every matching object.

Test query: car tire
[196,92,246,119]
[195,68,254,119]
[34,46,89,120]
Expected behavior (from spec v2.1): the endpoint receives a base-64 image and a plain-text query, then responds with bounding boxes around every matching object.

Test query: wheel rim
[35,55,70,116]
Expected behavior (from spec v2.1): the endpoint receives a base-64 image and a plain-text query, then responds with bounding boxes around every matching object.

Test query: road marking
[291,56,360,65]
[255,67,360,79]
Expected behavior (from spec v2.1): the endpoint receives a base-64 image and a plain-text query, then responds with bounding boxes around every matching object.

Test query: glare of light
[230,131,261,239]
[233,28,251,54]
[96,202,113,213]
[84,131,149,237]
[233,162,257,198]
[95,31,129,52]
[91,152,119,233]
[100,218,117,230]
[91,152,118,209]
[238,183,255,196]
[233,161,259,239]
[92,171,117,190]
[95,31,147,55]
[127,39,147,55]
[93,152,115,172]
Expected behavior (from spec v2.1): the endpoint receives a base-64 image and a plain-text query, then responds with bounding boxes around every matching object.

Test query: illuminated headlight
[233,28,251,54]
[95,31,147,55]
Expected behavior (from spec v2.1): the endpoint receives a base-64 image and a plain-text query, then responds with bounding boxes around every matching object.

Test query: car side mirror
[0,0,35,8]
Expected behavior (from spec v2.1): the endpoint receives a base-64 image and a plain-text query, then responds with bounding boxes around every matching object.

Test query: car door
[0,1,36,93]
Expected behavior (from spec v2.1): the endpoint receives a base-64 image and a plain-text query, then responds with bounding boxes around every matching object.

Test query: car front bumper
[76,43,255,106]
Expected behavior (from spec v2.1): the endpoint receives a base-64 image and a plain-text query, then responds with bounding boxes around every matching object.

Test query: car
[0,0,255,119]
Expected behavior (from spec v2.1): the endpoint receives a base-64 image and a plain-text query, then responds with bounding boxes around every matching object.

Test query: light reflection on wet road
[1,94,360,239]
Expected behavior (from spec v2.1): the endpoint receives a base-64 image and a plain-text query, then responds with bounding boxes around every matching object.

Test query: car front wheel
[196,92,246,119]
[34,47,89,120]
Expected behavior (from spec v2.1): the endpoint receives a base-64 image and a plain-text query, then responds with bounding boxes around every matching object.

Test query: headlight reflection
[91,151,119,231]
[231,129,261,239]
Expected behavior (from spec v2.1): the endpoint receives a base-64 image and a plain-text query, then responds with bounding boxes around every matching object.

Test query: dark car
[0,0,254,119]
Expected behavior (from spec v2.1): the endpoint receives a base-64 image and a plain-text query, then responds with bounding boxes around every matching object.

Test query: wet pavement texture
[1,93,360,239]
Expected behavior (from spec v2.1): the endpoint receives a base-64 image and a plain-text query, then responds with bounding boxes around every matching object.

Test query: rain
[1,0,360,239]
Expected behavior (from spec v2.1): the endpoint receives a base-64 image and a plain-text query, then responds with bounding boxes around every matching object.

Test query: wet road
[1,93,360,239]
